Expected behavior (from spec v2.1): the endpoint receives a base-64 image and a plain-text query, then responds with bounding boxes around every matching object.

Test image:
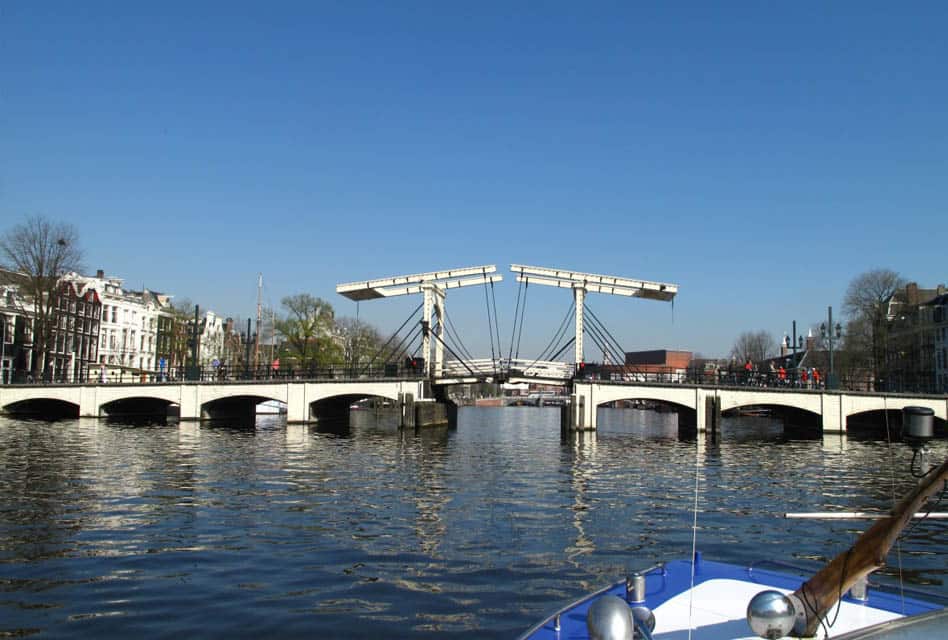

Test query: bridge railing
[2,362,427,386]
[506,359,573,380]
[577,365,928,393]
[440,358,504,378]
[437,358,574,381]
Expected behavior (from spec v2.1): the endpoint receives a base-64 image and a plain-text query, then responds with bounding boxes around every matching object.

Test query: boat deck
[521,557,942,640]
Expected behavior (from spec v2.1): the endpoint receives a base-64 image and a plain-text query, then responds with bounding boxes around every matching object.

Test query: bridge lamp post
[786,321,804,368]
[820,306,843,390]
[0,315,6,384]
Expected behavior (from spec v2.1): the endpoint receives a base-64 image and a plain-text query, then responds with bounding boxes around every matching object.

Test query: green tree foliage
[0,216,83,378]
[274,294,339,369]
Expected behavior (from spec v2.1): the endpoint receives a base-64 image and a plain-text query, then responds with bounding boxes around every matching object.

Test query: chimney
[96,269,104,279]
[906,282,919,306]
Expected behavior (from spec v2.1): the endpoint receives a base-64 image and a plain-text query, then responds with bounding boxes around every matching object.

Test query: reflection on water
[0,408,945,638]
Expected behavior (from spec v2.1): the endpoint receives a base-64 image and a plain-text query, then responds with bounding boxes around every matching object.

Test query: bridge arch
[200,394,287,422]
[593,394,698,434]
[720,402,822,435]
[308,392,399,425]
[99,396,178,420]
[2,398,79,420]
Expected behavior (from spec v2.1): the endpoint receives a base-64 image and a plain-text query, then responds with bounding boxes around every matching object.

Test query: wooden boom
[792,456,948,636]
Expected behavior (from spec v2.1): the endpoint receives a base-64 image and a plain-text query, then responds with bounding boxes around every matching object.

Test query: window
[112,308,117,323]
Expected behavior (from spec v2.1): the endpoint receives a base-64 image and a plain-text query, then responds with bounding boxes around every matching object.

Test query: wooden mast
[792,456,948,636]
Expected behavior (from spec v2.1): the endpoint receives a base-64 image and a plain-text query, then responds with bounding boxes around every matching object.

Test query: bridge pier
[821,393,844,434]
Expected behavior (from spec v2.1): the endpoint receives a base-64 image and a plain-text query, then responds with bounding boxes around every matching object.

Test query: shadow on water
[597,407,682,440]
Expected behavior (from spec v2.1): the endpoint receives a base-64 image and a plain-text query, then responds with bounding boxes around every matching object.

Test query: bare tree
[843,268,905,382]
[336,317,383,369]
[730,330,776,364]
[0,216,83,379]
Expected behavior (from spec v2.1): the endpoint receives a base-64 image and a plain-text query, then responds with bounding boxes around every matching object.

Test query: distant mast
[253,273,263,369]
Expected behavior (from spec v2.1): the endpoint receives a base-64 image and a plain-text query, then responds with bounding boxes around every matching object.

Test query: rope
[882,395,907,614]
[687,414,701,640]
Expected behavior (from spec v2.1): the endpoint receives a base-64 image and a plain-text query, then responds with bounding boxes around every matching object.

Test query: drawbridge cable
[540,301,576,361]
[490,279,502,372]
[507,277,524,365]
[482,269,497,368]
[585,313,627,371]
[583,316,615,362]
[548,336,576,362]
[584,303,628,363]
[523,301,575,373]
[360,301,423,375]
[515,278,528,359]
[381,322,423,367]
[428,328,478,377]
[442,307,476,362]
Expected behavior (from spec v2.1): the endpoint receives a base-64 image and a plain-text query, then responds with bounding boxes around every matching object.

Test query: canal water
[1,408,945,638]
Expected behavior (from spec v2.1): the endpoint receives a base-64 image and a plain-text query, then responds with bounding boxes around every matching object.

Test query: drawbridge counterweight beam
[337,265,502,378]
[510,264,678,365]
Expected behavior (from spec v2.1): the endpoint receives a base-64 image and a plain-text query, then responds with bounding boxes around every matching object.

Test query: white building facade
[66,271,169,380]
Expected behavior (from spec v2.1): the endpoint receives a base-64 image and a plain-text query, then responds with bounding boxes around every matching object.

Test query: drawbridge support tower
[336,265,502,378]
[510,264,678,431]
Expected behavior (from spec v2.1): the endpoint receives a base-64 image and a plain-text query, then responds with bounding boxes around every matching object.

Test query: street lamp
[820,306,843,390]
[784,320,804,369]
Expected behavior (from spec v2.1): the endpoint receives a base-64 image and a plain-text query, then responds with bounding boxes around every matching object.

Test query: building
[47,279,102,382]
[884,282,947,393]
[927,293,948,394]
[198,310,226,370]
[2,268,102,382]
[625,349,692,371]
[584,349,694,382]
[0,274,33,383]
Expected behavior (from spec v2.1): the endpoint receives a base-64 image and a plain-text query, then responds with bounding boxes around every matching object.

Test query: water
[1,408,945,638]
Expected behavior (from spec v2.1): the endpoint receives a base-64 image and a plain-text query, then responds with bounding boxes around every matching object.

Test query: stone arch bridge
[0,379,427,424]
[568,381,947,434]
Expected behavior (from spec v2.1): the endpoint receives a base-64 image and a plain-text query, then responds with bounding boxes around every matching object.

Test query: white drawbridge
[337,265,502,378]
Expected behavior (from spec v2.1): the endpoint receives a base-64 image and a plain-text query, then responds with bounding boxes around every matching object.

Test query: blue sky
[2,2,946,359]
